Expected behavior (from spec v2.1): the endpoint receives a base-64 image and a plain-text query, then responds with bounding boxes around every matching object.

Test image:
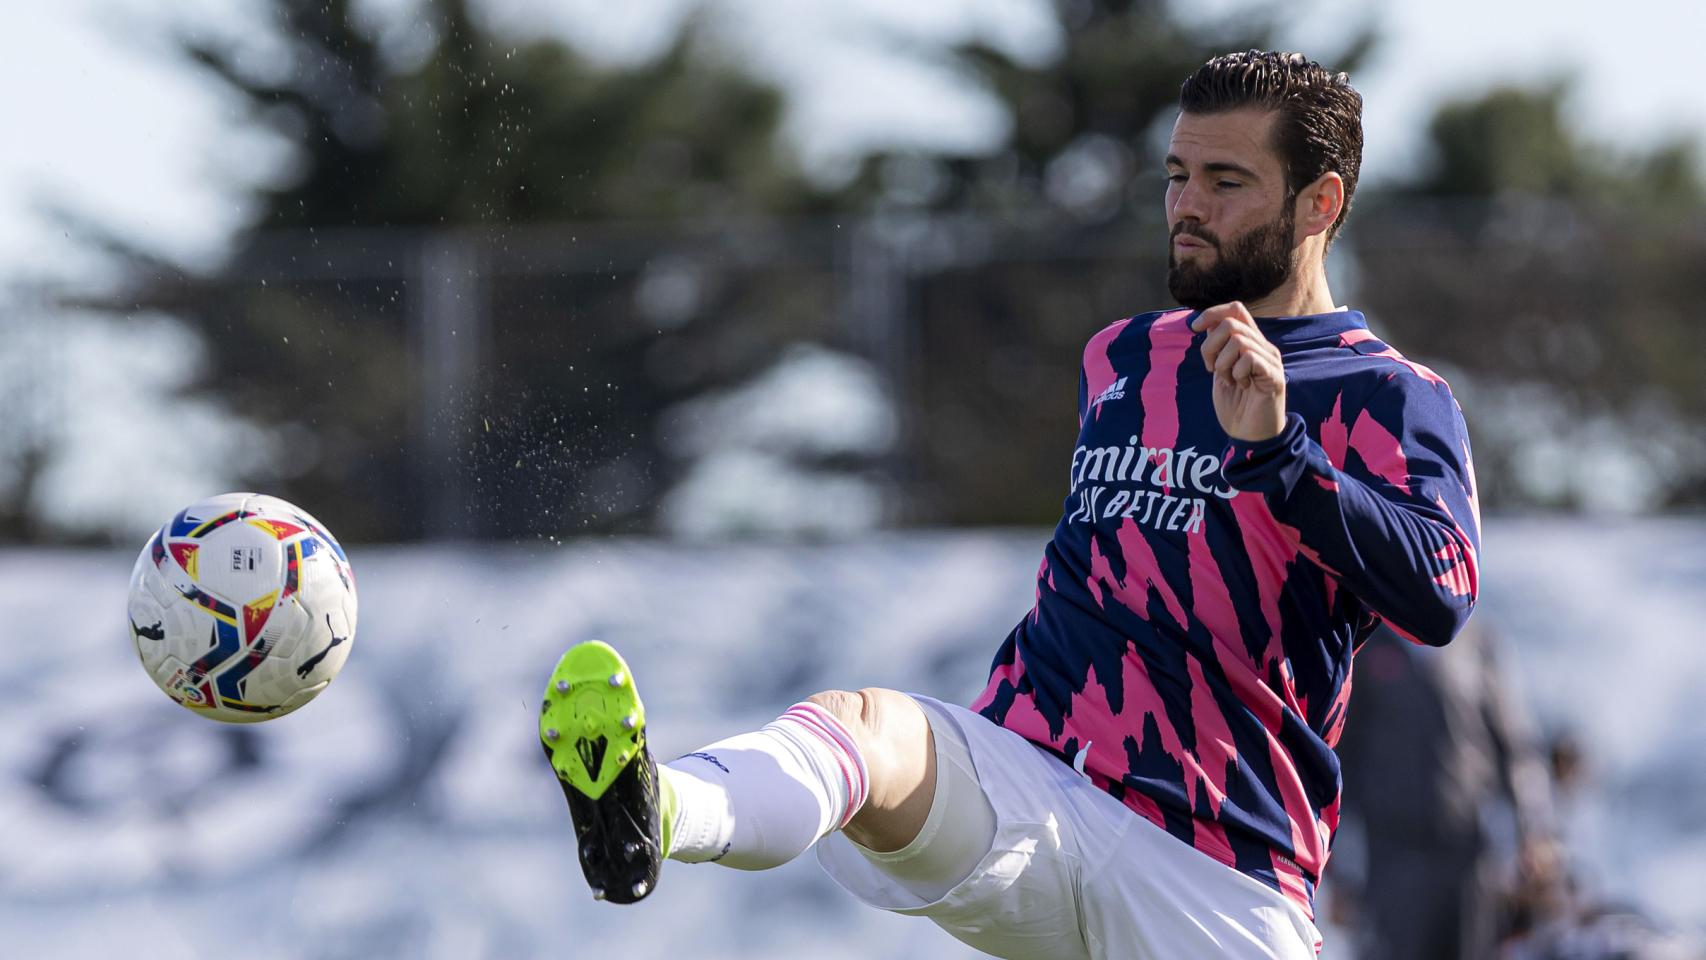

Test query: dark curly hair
[1179,51,1364,241]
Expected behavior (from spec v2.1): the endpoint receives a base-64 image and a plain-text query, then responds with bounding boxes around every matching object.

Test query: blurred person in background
[1497,734,1706,960]
[1333,621,1564,959]
[536,50,1481,960]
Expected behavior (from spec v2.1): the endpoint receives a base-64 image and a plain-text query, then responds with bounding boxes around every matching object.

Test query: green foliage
[1415,84,1595,199]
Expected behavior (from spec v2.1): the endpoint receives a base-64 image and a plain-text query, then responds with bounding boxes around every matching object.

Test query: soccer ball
[127,492,357,723]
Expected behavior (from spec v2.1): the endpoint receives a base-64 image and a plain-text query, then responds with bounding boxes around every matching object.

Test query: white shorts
[816,697,1323,960]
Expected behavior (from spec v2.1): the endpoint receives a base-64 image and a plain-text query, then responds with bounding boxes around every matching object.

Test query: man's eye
[1217,181,1241,189]
[1167,174,1187,183]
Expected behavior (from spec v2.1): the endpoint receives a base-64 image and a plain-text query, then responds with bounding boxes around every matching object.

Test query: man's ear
[1297,172,1344,240]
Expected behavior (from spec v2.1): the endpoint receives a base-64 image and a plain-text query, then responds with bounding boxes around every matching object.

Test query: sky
[3,0,1706,284]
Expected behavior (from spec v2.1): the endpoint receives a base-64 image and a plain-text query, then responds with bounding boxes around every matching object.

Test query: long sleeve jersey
[971,307,1481,917]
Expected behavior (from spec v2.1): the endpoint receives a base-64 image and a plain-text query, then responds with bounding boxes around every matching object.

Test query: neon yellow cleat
[540,641,674,904]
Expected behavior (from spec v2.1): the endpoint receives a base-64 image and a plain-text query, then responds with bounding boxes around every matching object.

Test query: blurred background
[1,0,1703,957]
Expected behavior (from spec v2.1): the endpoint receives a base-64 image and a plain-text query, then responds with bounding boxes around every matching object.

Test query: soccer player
[539,50,1480,959]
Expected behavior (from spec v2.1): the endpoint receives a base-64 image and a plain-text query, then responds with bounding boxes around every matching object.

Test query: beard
[1167,201,1297,311]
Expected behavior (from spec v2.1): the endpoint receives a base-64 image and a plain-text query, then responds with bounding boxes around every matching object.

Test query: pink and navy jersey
[972,308,1480,916]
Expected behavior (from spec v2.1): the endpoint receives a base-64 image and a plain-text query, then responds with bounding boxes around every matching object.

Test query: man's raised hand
[1190,302,1287,443]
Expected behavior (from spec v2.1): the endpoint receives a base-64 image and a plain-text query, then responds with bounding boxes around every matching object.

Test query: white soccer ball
[127,492,358,723]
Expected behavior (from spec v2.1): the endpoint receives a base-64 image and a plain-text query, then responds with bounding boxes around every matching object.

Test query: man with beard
[538,51,1479,960]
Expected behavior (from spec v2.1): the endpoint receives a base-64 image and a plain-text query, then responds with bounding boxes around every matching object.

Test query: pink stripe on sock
[784,713,856,817]
[784,709,853,790]
[780,704,869,826]
[787,703,869,806]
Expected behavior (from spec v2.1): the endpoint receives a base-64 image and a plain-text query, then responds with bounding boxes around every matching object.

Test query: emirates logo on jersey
[1066,441,1238,532]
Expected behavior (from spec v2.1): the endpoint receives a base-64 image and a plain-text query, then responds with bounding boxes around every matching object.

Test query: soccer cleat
[540,640,674,905]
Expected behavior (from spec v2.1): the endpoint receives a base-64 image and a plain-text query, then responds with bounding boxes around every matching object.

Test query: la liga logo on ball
[127,492,357,723]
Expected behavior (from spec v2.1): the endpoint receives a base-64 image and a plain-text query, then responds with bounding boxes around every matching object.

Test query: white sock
[661,702,869,871]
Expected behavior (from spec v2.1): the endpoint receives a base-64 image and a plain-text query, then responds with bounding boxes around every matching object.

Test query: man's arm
[1220,388,1479,644]
[1194,303,1480,645]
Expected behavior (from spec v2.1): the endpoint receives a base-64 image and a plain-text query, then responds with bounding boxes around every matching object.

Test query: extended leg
[663,687,937,867]
[540,641,944,903]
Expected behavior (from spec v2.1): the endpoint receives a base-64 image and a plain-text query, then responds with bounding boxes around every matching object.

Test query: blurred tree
[83,0,854,541]
[1398,81,1704,213]
[1353,82,1706,509]
[1411,83,1602,200]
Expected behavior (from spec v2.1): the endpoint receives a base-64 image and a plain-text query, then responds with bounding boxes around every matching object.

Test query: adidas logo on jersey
[1091,377,1128,406]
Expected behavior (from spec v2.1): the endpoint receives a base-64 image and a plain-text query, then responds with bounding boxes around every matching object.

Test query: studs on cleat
[591,887,606,901]
[622,714,638,730]
[545,728,560,741]
[608,671,625,687]
[631,881,648,899]
[556,679,571,693]
[624,841,641,857]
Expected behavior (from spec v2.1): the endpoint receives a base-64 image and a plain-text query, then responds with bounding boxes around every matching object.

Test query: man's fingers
[1245,344,1284,390]
[1225,341,1263,386]
[1211,330,1285,389]
[1200,322,1233,371]
[1214,333,1247,380]
[1189,300,1250,332]
[1198,303,1280,386]
[1198,306,1258,370]
[1232,351,1256,384]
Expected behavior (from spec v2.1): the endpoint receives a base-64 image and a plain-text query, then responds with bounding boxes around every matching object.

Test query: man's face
[1165,108,1298,311]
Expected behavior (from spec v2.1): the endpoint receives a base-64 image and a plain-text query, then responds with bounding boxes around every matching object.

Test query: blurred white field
[0,517,1701,958]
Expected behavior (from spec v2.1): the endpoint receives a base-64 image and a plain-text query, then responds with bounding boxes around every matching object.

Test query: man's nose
[1171,179,1208,225]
